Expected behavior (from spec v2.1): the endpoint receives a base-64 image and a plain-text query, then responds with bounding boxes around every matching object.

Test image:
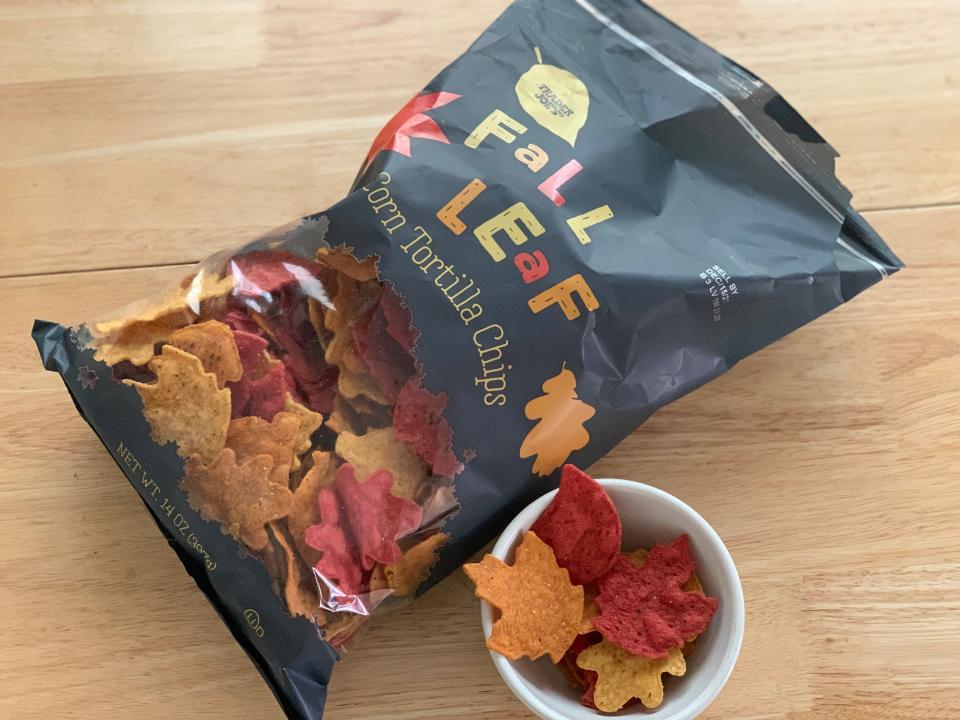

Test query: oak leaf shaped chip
[124,345,231,463]
[182,448,293,550]
[335,428,426,501]
[226,411,300,487]
[576,641,685,711]
[464,531,583,663]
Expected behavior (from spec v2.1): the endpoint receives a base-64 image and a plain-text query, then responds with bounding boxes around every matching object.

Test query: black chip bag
[33,1,901,717]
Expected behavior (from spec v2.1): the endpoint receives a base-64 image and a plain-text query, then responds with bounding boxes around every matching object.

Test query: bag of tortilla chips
[33,0,901,716]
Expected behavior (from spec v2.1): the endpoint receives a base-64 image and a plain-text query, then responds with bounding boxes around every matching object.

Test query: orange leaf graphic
[519,364,595,477]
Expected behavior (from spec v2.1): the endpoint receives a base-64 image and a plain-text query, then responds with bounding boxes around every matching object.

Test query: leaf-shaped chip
[576,642,685,711]
[593,535,718,658]
[267,522,323,622]
[530,464,621,584]
[335,463,423,570]
[168,320,242,387]
[182,448,293,550]
[304,485,364,594]
[94,310,193,366]
[515,48,589,146]
[226,412,300,486]
[316,246,379,281]
[282,393,323,470]
[125,345,231,462]
[335,428,427,500]
[464,531,583,663]
[393,378,461,479]
[384,533,447,596]
[287,451,337,566]
[625,545,706,655]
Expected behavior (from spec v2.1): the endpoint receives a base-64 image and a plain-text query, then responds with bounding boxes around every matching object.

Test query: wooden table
[2,1,958,718]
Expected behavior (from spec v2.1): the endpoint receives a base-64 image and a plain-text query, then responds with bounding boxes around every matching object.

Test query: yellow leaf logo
[515,47,589,147]
[519,363,595,477]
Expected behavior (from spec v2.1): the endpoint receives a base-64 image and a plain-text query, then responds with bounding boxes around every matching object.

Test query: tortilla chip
[124,345,230,462]
[226,412,300,487]
[464,531,583,663]
[182,448,293,550]
[384,533,447,596]
[168,320,242,387]
[335,428,427,500]
[576,642,685,711]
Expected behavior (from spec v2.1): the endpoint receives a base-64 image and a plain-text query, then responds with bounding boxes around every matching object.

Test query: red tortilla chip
[229,250,329,298]
[227,329,287,420]
[304,487,364,595]
[392,378,462,478]
[379,286,420,352]
[335,463,423,569]
[593,535,718,658]
[353,306,416,403]
[530,464,621,585]
[223,308,261,335]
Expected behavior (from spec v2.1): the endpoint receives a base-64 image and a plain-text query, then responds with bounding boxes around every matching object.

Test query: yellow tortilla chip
[576,642,686,711]
[335,428,426,500]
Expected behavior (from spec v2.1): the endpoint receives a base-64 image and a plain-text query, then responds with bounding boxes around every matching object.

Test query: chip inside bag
[34,0,900,716]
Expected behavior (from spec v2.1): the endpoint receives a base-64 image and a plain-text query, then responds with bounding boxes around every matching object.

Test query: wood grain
[1,1,958,719]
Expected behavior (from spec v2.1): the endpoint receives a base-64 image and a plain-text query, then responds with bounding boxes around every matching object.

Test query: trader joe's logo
[515,47,589,146]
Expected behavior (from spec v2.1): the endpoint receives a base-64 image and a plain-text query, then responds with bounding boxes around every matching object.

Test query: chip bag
[33,0,901,717]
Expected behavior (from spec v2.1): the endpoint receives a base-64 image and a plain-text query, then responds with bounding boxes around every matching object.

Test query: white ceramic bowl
[480,479,744,720]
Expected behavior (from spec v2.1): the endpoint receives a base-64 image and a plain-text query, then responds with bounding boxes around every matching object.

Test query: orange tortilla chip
[125,345,230,462]
[576,641,686,711]
[93,310,193,366]
[580,588,599,634]
[316,247,379,281]
[168,320,242,387]
[282,393,323,471]
[385,533,447,596]
[182,448,293,550]
[269,523,323,622]
[92,271,233,365]
[335,428,426,500]
[464,531,583,663]
[226,412,300,487]
[287,451,337,566]
[93,270,232,335]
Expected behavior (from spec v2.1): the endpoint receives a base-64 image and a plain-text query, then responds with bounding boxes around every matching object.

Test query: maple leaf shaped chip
[182,448,293,550]
[335,463,423,570]
[125,345,231,463]
[593,535,718,658]
[464,531,583,663]
[530,464,621,585]
[576,641,685,711]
